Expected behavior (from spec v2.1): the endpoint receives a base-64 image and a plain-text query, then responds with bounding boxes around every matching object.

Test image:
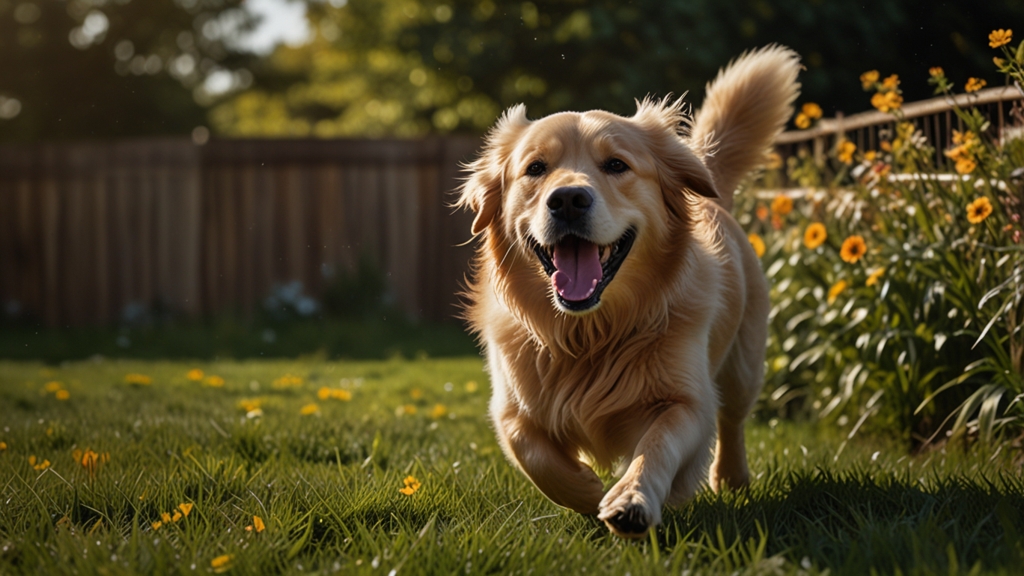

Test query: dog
[456,45,800,538]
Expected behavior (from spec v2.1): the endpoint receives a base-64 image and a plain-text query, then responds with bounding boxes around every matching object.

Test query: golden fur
[457,45,801,538]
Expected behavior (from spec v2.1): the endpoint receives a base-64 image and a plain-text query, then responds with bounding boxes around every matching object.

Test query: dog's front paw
[597,482,659,539]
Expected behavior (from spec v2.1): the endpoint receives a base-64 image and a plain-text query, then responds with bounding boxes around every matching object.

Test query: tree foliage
[213,0,1024,138]
[0,0,253,142]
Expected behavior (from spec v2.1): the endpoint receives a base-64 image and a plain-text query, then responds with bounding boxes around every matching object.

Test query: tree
[213,0,1024,138]
[0,0,255,142]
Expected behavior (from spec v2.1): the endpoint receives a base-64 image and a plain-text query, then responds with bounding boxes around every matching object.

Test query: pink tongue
[551,237,602,301]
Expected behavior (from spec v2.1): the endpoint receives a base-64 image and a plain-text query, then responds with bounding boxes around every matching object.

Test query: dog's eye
[603,158,630,174]
[525,161,547,177]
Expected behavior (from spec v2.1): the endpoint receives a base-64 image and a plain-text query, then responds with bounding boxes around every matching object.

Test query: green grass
[2,357,1023,575]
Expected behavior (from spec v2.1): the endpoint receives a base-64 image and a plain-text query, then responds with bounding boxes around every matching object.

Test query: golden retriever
[457,46,801,538]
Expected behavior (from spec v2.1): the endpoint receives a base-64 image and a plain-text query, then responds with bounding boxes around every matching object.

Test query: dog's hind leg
[708,290,768,492]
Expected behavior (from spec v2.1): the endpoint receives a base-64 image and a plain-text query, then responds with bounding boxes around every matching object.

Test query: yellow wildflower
[186,369,204,381]
[246,515,266,533]
[967,197,993,224]
[756,204,769,221]
[410,388,424,400]
[124,373,152,386]
[238,398,263,412]
[928,67,944,78]
[747,234,766,258]
[863,150,877,162]
[161,512,172,523]
[400,404,417,415]
[995,57,1006,68]
[300,403,320,416]
[55,390,70,401]
[178,503,194,517]
[794,113,811,129]
[399,475,422,495]
[866,268,886,287]
[204,375,224,387]
[837,141,856,164]
[803,223,827,249]
[211,554,233,572]
[965,77,987,93]
[29,455,50,471]
[272,374,303,388]
[827,280,848,304]
[955,157,977,175]
[151,521,163,530]
[331,389,352,401]
[771,194,793,216]
[881,74,900,91]
[840,235,867,264]
[989,29,1012,48]
[0,441,7,451]
[171,511,182,522]
[860,70,879,90]
[44,381,63,393]
[431,404,448,419]
[466,381,478,393]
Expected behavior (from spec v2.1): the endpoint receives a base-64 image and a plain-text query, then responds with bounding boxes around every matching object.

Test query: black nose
[546,186,594,223]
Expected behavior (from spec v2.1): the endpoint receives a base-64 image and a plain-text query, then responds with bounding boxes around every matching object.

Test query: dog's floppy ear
[457,105,531,235]
[633,96,720,202]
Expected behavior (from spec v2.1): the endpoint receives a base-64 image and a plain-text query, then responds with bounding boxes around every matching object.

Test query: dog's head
[459,98,719,315]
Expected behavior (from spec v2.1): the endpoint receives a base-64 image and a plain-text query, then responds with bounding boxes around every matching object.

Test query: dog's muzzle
[531,228,636,313]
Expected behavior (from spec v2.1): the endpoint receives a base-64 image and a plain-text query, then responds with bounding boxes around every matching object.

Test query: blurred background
[1,0,1022,361]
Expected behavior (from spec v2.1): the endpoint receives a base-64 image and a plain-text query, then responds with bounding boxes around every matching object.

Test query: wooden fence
[0,136,482,326]
[774,85,1024,165]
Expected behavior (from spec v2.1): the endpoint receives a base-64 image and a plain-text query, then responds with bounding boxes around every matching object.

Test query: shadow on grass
[0,317,478,362]
[658,469,1024,575]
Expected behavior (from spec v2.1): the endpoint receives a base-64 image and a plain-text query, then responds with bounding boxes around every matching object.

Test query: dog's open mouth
[531,228,636,312]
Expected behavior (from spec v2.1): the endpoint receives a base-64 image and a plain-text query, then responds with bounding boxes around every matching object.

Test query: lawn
[1,357,1023,575]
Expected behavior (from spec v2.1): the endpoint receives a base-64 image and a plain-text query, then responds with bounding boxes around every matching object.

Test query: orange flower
[410,388,424,400]
[204,375,224,387]
[965,77,987,93]
[837,141,856,164]
[756,204,769,221]
[803,223,827,249]
[928,67,944,78]
[871,91,903,112]
[794,113,811,129]
[747,234,766,258]
[801,102,823,119]
[881,74,900,91]
[840,235,867,264]
[0,441,7,451]
[431,404,448,419]
[989,29,1012,48]
[771,194,793,216]
[399,475,422,495]
[272,374,303,388]
[860,70,879,90]
[186,369,204,381]
[863,150,877,162]
[967,197,993,224]
[300,403,320,416]
[55,389,70,401]
[955,157,977,175]
[827,280,848,304]
[44,381,63,393]
[246,515,266,533]
[178,503,194,517]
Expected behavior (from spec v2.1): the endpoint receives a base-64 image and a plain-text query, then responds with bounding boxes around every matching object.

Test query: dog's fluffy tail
[689,45,801,211]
